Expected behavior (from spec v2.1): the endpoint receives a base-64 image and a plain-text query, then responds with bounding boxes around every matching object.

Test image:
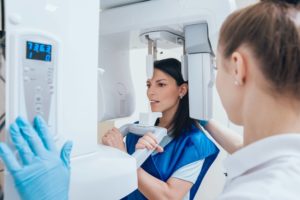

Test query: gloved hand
[0,116,72,200]
[199,120,209,128]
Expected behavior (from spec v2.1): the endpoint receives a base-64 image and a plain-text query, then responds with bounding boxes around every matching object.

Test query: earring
[179,95,183,99]
[234,80,240,86]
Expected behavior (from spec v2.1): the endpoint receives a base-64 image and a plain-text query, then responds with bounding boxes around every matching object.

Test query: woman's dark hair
[219,0,300,99]
[153,58,200,138]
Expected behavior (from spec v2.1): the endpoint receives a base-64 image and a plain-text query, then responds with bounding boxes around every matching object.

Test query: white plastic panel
[5,0,99,157]
[98,33,135,122]
[188,53,214,120]
[101,0,149,10]
[69,146,137,200]
[9,32,58,138]
[4,0,138,199]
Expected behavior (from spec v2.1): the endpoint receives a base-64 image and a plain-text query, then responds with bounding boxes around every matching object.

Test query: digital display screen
[26,41,52,62]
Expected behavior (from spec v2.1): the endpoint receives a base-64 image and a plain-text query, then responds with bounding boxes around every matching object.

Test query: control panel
[19,34,57,135]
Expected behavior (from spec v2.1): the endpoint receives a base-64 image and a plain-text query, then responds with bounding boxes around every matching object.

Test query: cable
[0,32,5,83]
[1,0,4,31]
[0,113,5,132]
[0,119,4,133]
[0,42,5,83]
[0,0,6,137]
[0,113,4,122]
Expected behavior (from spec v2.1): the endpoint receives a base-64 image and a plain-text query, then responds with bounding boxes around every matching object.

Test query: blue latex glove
[199,120,209,128]
[0,116,72,200]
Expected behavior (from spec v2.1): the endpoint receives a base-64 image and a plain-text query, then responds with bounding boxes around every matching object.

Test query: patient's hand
[135,132,164,153]
[102,127,126,152]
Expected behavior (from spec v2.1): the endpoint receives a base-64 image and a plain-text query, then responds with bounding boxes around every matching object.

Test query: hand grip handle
[119,124,167,167]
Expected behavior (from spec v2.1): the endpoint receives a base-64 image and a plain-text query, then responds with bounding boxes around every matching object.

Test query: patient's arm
[135,133,193,200]
[204,119,243,154]
[137,168,193,200]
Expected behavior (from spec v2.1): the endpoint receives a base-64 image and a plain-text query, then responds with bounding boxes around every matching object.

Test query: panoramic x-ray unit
[2,0,235,199]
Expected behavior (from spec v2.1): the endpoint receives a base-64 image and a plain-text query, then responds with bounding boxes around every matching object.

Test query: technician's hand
[102,127,126,152]
[0,116,72,200]
[135,132,164,153]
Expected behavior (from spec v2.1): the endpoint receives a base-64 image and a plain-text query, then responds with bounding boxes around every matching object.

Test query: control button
[49,85,54,94]
[36,111,44,116]
[24,67,30,72]
[24,76,30,82]
[35,86,42,92]
[35,104,43,112]
[8,14,22,25]
[35,95,42,103]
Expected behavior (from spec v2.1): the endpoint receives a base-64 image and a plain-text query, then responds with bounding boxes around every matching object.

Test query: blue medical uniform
[122,124,219,200]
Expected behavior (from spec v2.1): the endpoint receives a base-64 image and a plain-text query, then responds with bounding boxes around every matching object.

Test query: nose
[147,85,155,97]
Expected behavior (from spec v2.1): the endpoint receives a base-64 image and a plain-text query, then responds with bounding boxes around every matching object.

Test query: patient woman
[102,58,219,200]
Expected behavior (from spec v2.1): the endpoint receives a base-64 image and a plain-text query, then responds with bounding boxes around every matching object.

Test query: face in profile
[146,69,182,114]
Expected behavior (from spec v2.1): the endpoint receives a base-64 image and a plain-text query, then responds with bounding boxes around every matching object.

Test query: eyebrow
[146,79,167,83]
[156,79,167,82]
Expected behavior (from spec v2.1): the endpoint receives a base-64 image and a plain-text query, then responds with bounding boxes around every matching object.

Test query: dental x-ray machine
[3,0,235,199]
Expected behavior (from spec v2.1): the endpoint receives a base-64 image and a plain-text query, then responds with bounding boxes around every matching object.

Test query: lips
[150,100,160,104]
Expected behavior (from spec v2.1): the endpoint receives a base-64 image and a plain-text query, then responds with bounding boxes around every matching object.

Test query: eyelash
[146,83,167,88]
[158,83,166,87]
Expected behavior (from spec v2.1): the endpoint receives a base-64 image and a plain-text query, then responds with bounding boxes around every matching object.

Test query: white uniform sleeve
[171,160,204,184]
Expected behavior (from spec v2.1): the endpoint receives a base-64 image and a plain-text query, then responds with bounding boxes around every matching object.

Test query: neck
[243,91,300,146]
[159,102,179,130]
